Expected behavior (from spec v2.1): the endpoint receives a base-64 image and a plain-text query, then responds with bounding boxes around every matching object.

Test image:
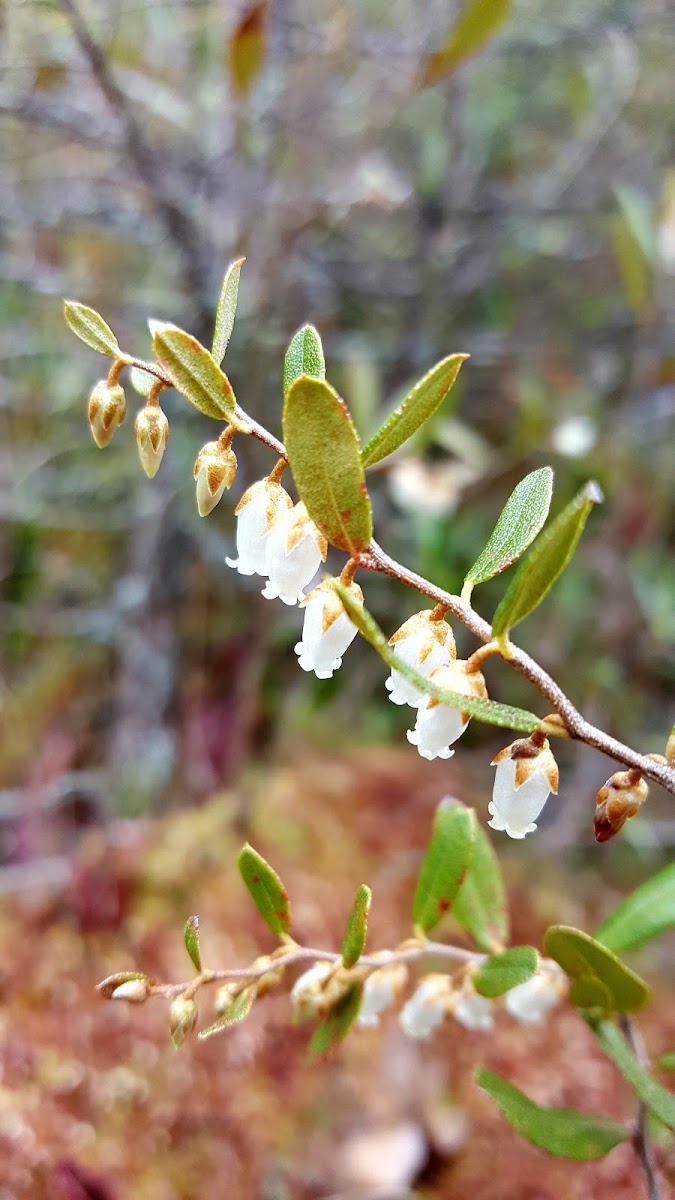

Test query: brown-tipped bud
[169,996,198,1048]
[193,439,237,517]
[594,769,648,842]
[88,380,126,447]
[135,405,169,478]
[110,978,150,1003]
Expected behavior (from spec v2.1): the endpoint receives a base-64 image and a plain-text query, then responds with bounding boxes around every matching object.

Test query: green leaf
[452,821,509,952]
[283,376,373,554]
[544,926,650,1015]
[473,946,539,999]
[129,366,156,397]
[183,915,202,972]
[228,2,267,95]
[212,257,245,366]
[198,986,255,1040]
[333,582,542,733]
[238,844,291,939]
[420,0,511,88]
[283,324,326,398]
[341,884,372,969]
[361,354,468,469]
[590,1020,675,1130]
[569,975,613,1013]
[153,326,236,421]
[477,1069,628,1160]
[465,468,554,588]
[659,1052,675,1072]
[308,982,363,1060]
[594,862,675,955]
[63,300,122,358]
[413,801,476,934]
[492,482,603,639]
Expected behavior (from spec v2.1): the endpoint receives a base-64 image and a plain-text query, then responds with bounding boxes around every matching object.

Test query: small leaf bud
[135,404,169,478]
[169,995,198,1048]
[594,769,648,842]
[193,436,237,517]
[88,380,126,447]
[110,978,150,1003]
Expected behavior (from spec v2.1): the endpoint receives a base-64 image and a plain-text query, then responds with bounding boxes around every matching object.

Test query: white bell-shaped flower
[385,609,456,706]
[451,974,495,1032]
[504,959,566,1025]
[290,961,346,1023]
[226,477,292,576]
[407,661,487,761]
[295,579,362,679]
[488,733,559,839]
[357,963,408,1028]
[399,974,452,1040]
[262,502,328,605]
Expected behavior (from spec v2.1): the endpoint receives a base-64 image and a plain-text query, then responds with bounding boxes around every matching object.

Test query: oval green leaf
[212,257,245,366]
[413,800,476,934]
[129,366,156,397]
[283,376,373,554]
[590,1019,675,1130]
[465,467,554,588]
[473,945,539,999]
[153,326,236,420]
[308,981,363,1060]
[569,975,613,1013]
[544,925,650,1014]
[238,843,291,939]
[361,354,468,469]
[333,581,542,733]
[183,915,202,972]
[452,820,509,952]
[198,986,255,1040]
[595,862,675,954]
[492,482,603,639]
[659,1052,675,1072]
[342,884,372,969]
[283,324,326,398]
[420,0,511,88]
[477,1069,628,1160]
[64,300,122,358]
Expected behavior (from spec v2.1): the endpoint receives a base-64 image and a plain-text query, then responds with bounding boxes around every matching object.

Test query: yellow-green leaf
[361,354,468,469]
[228,2,268,95]
[413,800,476,934]
[238,844,291,939]
[590,1019,675,1130]
[477,1069,628,1159]
[492,482,603,638]
[283,376,373,554]
[333,582,542,732]
[341,884,371,969]
[283,325,326,398]
[212,257,245,366]
[419,0,511,89]
[198,986,255,1040]
[465,467,553,588]
[64,300,122,358]
[153,326,236,421]
[183,915,202,972]
[473,945,538,998]
[595,862,675,955]
[308,981,363,1060]
[452,820,509,952]
[544,926,649,1015]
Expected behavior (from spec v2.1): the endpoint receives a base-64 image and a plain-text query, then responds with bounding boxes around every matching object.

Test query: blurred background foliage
[1,0,675,1195]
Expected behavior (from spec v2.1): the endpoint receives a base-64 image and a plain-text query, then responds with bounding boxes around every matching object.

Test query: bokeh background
[1,0,674,1196]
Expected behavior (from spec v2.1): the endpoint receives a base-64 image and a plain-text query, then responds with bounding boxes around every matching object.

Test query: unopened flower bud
[194,437,237,517]
[88,380,126,447]
[407,660,487,760]
[290,961,347,1023]
[135,404,169,478]
[594,769,648,842]
[357,962,408,1028]
[295,579,363,679]
[488,733,559,839]
[169,995,198,1048]
[110,978,150,1003]
[386,609,456,707]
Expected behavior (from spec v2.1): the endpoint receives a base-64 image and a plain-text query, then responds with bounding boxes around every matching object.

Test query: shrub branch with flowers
[65,260,675,1189]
